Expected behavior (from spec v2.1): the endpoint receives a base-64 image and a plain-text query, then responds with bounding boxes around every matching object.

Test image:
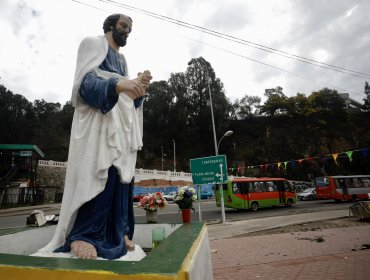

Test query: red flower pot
[181,209,191,223]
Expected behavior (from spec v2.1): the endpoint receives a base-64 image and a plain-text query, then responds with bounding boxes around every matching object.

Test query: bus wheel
[286,199,293,207]
[334,199,341,203]
[351,195,358,201]
[251,202,259,211]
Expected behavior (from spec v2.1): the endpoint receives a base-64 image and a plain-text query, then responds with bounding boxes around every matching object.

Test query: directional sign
[190,155,228,185]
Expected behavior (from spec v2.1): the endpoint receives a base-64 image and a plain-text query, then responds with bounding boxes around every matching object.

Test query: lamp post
[199,58,218,155]
[172,140,176,172]
[217,130,233,224]
[217,130,233,153]
[199,58,231,224]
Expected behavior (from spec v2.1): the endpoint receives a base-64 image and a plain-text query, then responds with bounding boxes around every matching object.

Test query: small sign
[190,155,228,185]
[12,151,32,157]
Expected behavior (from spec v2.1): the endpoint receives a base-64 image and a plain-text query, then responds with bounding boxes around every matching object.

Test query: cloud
[203,1,250,32]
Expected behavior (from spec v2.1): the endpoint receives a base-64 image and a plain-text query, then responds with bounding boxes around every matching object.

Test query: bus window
[246,182,252,192]
[266,181,277,192]
[352,178,361,188]
[253,182,264,192]
[337,179,347,189]
[260,182,268,192]
[362,178,370,188]
[232,183,240,194]
[248,182,256,192]
[284,181,292,192]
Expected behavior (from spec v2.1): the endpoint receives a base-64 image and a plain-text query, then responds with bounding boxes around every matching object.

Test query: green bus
[216,177,296,211]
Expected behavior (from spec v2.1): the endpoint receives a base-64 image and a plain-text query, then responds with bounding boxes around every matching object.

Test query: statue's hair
[103,14,132,34]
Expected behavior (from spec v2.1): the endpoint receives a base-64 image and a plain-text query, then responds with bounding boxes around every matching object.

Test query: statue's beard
[112,26,128,47]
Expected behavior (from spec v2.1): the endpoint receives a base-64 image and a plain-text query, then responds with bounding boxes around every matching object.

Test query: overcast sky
[1,0,369,105]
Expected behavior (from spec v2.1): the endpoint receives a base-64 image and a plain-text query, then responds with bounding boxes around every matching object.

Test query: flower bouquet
[138,192,167,212]
[174,186,197,211]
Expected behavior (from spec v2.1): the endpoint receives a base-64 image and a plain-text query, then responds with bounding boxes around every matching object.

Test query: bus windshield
[315,177,330,187]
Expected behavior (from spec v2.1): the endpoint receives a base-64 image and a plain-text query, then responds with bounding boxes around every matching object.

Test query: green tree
[232,94,261,119]
[184,57,231,156]
[0,85,35,143]
[307,88,345,113]
[259,86,288,116]
[32,99,64,159]
[139,80,175,167]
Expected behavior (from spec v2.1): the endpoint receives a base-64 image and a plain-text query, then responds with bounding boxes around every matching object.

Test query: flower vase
[181,209,191,223]
[146,210,158,223]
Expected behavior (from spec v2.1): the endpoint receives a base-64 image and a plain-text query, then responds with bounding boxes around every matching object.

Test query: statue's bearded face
[112,16,132,47]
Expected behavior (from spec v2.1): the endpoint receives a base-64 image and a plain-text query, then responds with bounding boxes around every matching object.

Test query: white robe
[38,35,143,253]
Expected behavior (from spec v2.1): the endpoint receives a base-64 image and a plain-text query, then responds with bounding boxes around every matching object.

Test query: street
[0,198,351,229]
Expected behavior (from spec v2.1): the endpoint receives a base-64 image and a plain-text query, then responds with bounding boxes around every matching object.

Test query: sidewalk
[207,211,370,280]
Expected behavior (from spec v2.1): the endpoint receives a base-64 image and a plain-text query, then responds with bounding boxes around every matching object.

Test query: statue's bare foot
[71,240,97,259]
[124,235,135,251]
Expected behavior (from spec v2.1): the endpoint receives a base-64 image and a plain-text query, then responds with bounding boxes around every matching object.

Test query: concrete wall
[36,165,66,189]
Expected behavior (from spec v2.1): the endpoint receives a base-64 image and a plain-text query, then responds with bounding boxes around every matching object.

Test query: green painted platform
[0,222,213,280]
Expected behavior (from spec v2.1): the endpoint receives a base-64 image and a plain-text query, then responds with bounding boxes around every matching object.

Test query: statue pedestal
[0,222,213,280]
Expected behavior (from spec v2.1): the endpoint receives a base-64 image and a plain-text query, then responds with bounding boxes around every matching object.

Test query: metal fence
[0,187,63,209]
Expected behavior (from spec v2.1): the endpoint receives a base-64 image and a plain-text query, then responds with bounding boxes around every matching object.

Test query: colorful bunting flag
[228,148,368,174]
[345,151,353,162]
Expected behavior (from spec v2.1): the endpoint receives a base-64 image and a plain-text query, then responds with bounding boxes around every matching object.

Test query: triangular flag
[332,153,339,164]
[345,151,353,162]
[361,148,368,158]
[298,159,304,164]
[277,162,282,169]
[319,155,326,162]
[283,161,288,169]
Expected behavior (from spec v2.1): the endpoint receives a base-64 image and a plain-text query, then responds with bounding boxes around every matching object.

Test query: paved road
[0,199,351,228]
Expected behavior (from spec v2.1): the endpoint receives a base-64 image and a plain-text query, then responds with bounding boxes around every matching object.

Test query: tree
[0,85,35,143]
[307,88,345,113]
[259,86,288,116]
[184,57,231,155]
[232,94,261,119]
[140,80,176,166]
[363,81,370,111]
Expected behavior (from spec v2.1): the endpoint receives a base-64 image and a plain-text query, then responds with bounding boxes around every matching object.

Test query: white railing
[38,160,192,181]
[38,160,67,167]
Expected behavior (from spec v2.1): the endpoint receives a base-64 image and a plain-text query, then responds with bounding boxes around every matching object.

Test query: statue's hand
[116,78,145,100]
[137,70,152,90]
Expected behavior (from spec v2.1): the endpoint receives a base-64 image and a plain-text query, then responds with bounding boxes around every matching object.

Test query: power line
[97,0,370,80]
[71,0,367,100]
[186,36,360,97]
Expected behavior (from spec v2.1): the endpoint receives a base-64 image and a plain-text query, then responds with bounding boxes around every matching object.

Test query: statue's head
[103,14,133,47]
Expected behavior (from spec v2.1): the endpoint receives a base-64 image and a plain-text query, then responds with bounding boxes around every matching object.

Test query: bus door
[230,182,248,209]
[276,181,286,204]
[337,178,349,200]
[240,182,249,208]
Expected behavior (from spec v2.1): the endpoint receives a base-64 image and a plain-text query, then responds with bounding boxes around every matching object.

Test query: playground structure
[0,144,44,208]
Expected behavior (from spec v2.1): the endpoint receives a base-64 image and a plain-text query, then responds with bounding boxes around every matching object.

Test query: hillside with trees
[1,57,370,181]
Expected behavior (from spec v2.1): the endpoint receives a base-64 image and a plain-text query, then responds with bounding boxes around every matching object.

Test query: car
[163,191,177,201]
[200,190,213,199]
[133,193,149,202]
[297,188,317,201]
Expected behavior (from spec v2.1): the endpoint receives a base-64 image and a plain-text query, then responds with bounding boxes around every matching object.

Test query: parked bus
[314,175,370,202]
[216,177,296,211]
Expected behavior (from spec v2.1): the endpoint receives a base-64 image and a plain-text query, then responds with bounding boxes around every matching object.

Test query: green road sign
[190,155,228,185]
